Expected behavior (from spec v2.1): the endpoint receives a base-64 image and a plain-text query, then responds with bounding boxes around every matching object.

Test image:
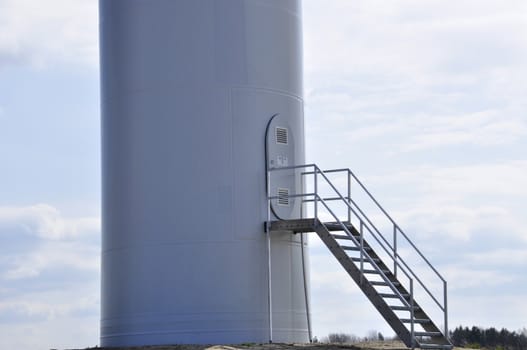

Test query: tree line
[317,326,527,349]
[316,330,388,343]
[451,326,527,350]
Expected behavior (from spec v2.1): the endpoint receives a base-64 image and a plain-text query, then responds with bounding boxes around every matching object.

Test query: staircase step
[415,331,443,337]
[379,293,410,299]
[351,257,381,264]
[341,246,372,251]
[310,217,451,350]
[401,318,431,324]
[324,222,354,231]
[370,281,400,287]
[363,269,391,274]
[341,246,359,251]
[332,234,356,240]
[390,305,420,311]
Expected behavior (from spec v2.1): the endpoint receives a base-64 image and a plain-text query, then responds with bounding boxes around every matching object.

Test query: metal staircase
[265,164,452,349]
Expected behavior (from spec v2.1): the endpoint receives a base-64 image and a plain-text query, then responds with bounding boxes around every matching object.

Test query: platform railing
[267,164,448,341]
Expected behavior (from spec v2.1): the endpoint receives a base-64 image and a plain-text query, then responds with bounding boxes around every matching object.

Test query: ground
[67,340,463,350]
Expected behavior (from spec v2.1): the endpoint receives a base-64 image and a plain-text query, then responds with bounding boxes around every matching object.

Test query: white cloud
[370,160,527,200]
[0,0,98,68]
[307,160,527,242]
[449,294,527,331]
[356,160,527,243]
[304,0,527,75]
[0,285,100,350]
[304,0,527,338]
[0,203,99,240]
[304,0,527,166]
[466,248,527,266]
[398,113,527,152]
[0,203,100,349]
[308,109,527,152]
[393,204,516,241]
[0,204,100,280]
[443,265,517,290]
[0,287,98,322]
[3,239,99,280]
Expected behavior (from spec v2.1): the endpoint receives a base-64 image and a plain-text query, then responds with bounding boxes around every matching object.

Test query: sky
[0,1,526,349]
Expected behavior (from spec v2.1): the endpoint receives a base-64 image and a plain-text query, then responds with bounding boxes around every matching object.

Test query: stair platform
[266,218,318,233]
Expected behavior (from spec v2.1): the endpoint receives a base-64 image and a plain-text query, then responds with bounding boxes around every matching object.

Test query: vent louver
[277,188,290,206]
[276,127,288,145]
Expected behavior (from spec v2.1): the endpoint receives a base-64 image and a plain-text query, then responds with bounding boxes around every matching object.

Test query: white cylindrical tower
[100,0,308,346]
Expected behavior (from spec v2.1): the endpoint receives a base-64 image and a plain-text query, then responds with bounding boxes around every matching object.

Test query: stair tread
[351,257,380,263]
[370,281,400,286]
[332,234,356,240]
[363,269,391,274]
[341,245,360,251]
[415,331,443,336]
[341,245,372,251]
[325,222,354,229]
[379,293,410,298]
[309,218,450,349]
[401,318,431,323]
[390,305,421,311]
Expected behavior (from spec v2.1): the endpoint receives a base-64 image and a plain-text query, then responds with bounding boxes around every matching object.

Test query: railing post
[300,170,304,220]
[444,280,448,339]
[267,170,271,224]
[314,166,318,219]
[393,224,398,278]
[347,171,351,223]
[266,169,273,343]
[410,278,415,349]
[360,221,364,285]
[266,231,273,343]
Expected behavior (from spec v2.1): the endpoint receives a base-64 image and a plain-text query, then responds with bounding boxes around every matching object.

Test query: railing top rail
[317,168,350,174]
[268,164,317,172]
[360,219,414,282]
[345,168,446,282]
[395,226,446,282]
[309,168,423,288]
[315,194,412,307]
[346,169,397,225]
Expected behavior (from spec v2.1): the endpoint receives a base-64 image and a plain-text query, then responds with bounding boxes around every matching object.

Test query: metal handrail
[332,168,448,323]
[269,166,414,286]
[303,170,396,252]
[267,163,448,339]
[268,164,416,342]
[310,167,416,288]
[315,193,414,309]
[347,168,446,282]
[313,170,447,282]
[324,167,448,336]
[270,180,414,308]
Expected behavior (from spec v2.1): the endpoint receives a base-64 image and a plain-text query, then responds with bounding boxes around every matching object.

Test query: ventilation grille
[277,188,290,206]
[276,127,288,145]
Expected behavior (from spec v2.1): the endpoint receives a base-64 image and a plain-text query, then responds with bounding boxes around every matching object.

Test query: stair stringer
[333,224,452,347]
[314,222,414,346]
[267,218,452,349]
